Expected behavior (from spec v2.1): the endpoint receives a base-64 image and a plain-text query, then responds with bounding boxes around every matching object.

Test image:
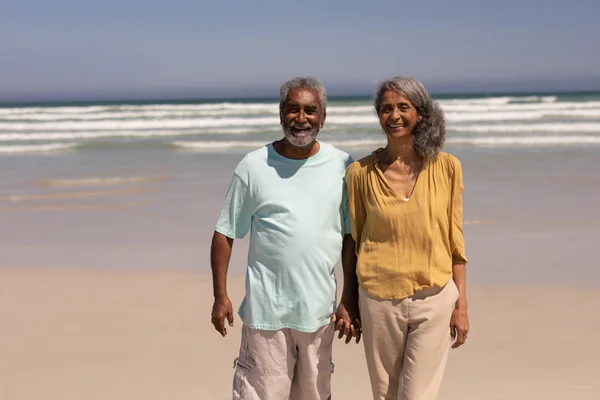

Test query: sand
[1,268,599,400]
[3,111,600,400]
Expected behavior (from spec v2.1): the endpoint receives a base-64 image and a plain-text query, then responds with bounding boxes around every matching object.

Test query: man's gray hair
[279,77,327,116]
[374,76,445,161]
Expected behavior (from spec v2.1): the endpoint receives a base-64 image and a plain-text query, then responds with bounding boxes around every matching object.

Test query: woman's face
[377,90,421,139]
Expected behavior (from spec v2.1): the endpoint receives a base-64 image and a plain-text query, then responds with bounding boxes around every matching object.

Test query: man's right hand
[211,296,234,337]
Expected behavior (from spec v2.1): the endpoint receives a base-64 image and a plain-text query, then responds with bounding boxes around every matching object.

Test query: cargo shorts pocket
[232,357,255,400]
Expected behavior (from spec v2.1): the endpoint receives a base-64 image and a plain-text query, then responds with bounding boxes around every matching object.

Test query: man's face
[280,88,326,147]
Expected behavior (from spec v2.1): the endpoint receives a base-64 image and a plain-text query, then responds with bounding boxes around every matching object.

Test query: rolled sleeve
[449,158,468,264]
[345,163,366,254]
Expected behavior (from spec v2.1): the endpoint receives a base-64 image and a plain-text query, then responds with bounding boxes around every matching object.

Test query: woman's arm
[450,262,469,348]
[334,164,366,343]
[449,156,469,348]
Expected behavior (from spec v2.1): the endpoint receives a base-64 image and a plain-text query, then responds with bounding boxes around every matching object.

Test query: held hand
[211,296,234,337]
[450,305,469,349]
[332,299,361,344]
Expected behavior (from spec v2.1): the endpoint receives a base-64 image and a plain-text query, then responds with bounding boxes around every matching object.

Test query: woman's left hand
[450,305,469,349]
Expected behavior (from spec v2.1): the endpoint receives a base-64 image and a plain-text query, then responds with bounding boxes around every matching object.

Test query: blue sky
[1,0,599,100]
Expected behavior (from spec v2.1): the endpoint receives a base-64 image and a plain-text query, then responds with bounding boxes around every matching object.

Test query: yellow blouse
[345,150,468,300]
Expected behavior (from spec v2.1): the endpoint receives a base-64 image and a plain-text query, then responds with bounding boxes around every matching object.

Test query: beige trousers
[359,280,459,400]
[232,324,334,400]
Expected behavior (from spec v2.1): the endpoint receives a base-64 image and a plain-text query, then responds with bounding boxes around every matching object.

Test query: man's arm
[210,231,235,337]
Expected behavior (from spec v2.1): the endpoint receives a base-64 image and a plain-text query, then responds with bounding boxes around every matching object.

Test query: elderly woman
[336,76,469,400]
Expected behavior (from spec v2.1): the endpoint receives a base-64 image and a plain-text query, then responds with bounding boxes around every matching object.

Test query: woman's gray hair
[279,77,327,116]
[374,76,445,161]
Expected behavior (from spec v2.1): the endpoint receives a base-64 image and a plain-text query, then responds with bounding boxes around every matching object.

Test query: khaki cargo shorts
[232,323,334,400]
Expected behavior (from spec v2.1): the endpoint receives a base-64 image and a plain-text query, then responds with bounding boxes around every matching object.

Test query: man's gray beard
[282,126,319,148]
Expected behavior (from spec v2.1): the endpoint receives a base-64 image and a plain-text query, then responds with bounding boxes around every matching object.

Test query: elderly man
[210,77,355,400]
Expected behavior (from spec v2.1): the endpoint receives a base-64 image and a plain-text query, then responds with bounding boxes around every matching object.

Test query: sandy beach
[2,132,600,399]
[1,268,599,400]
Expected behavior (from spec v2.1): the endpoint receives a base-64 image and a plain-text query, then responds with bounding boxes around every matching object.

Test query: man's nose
[296,110,307,123]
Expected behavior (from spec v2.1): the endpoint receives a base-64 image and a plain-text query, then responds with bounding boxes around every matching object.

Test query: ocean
[1,92,599,285]
[1,92,600,155]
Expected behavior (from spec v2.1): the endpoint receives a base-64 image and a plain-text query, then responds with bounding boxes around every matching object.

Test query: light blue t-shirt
[216,142,353,332]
